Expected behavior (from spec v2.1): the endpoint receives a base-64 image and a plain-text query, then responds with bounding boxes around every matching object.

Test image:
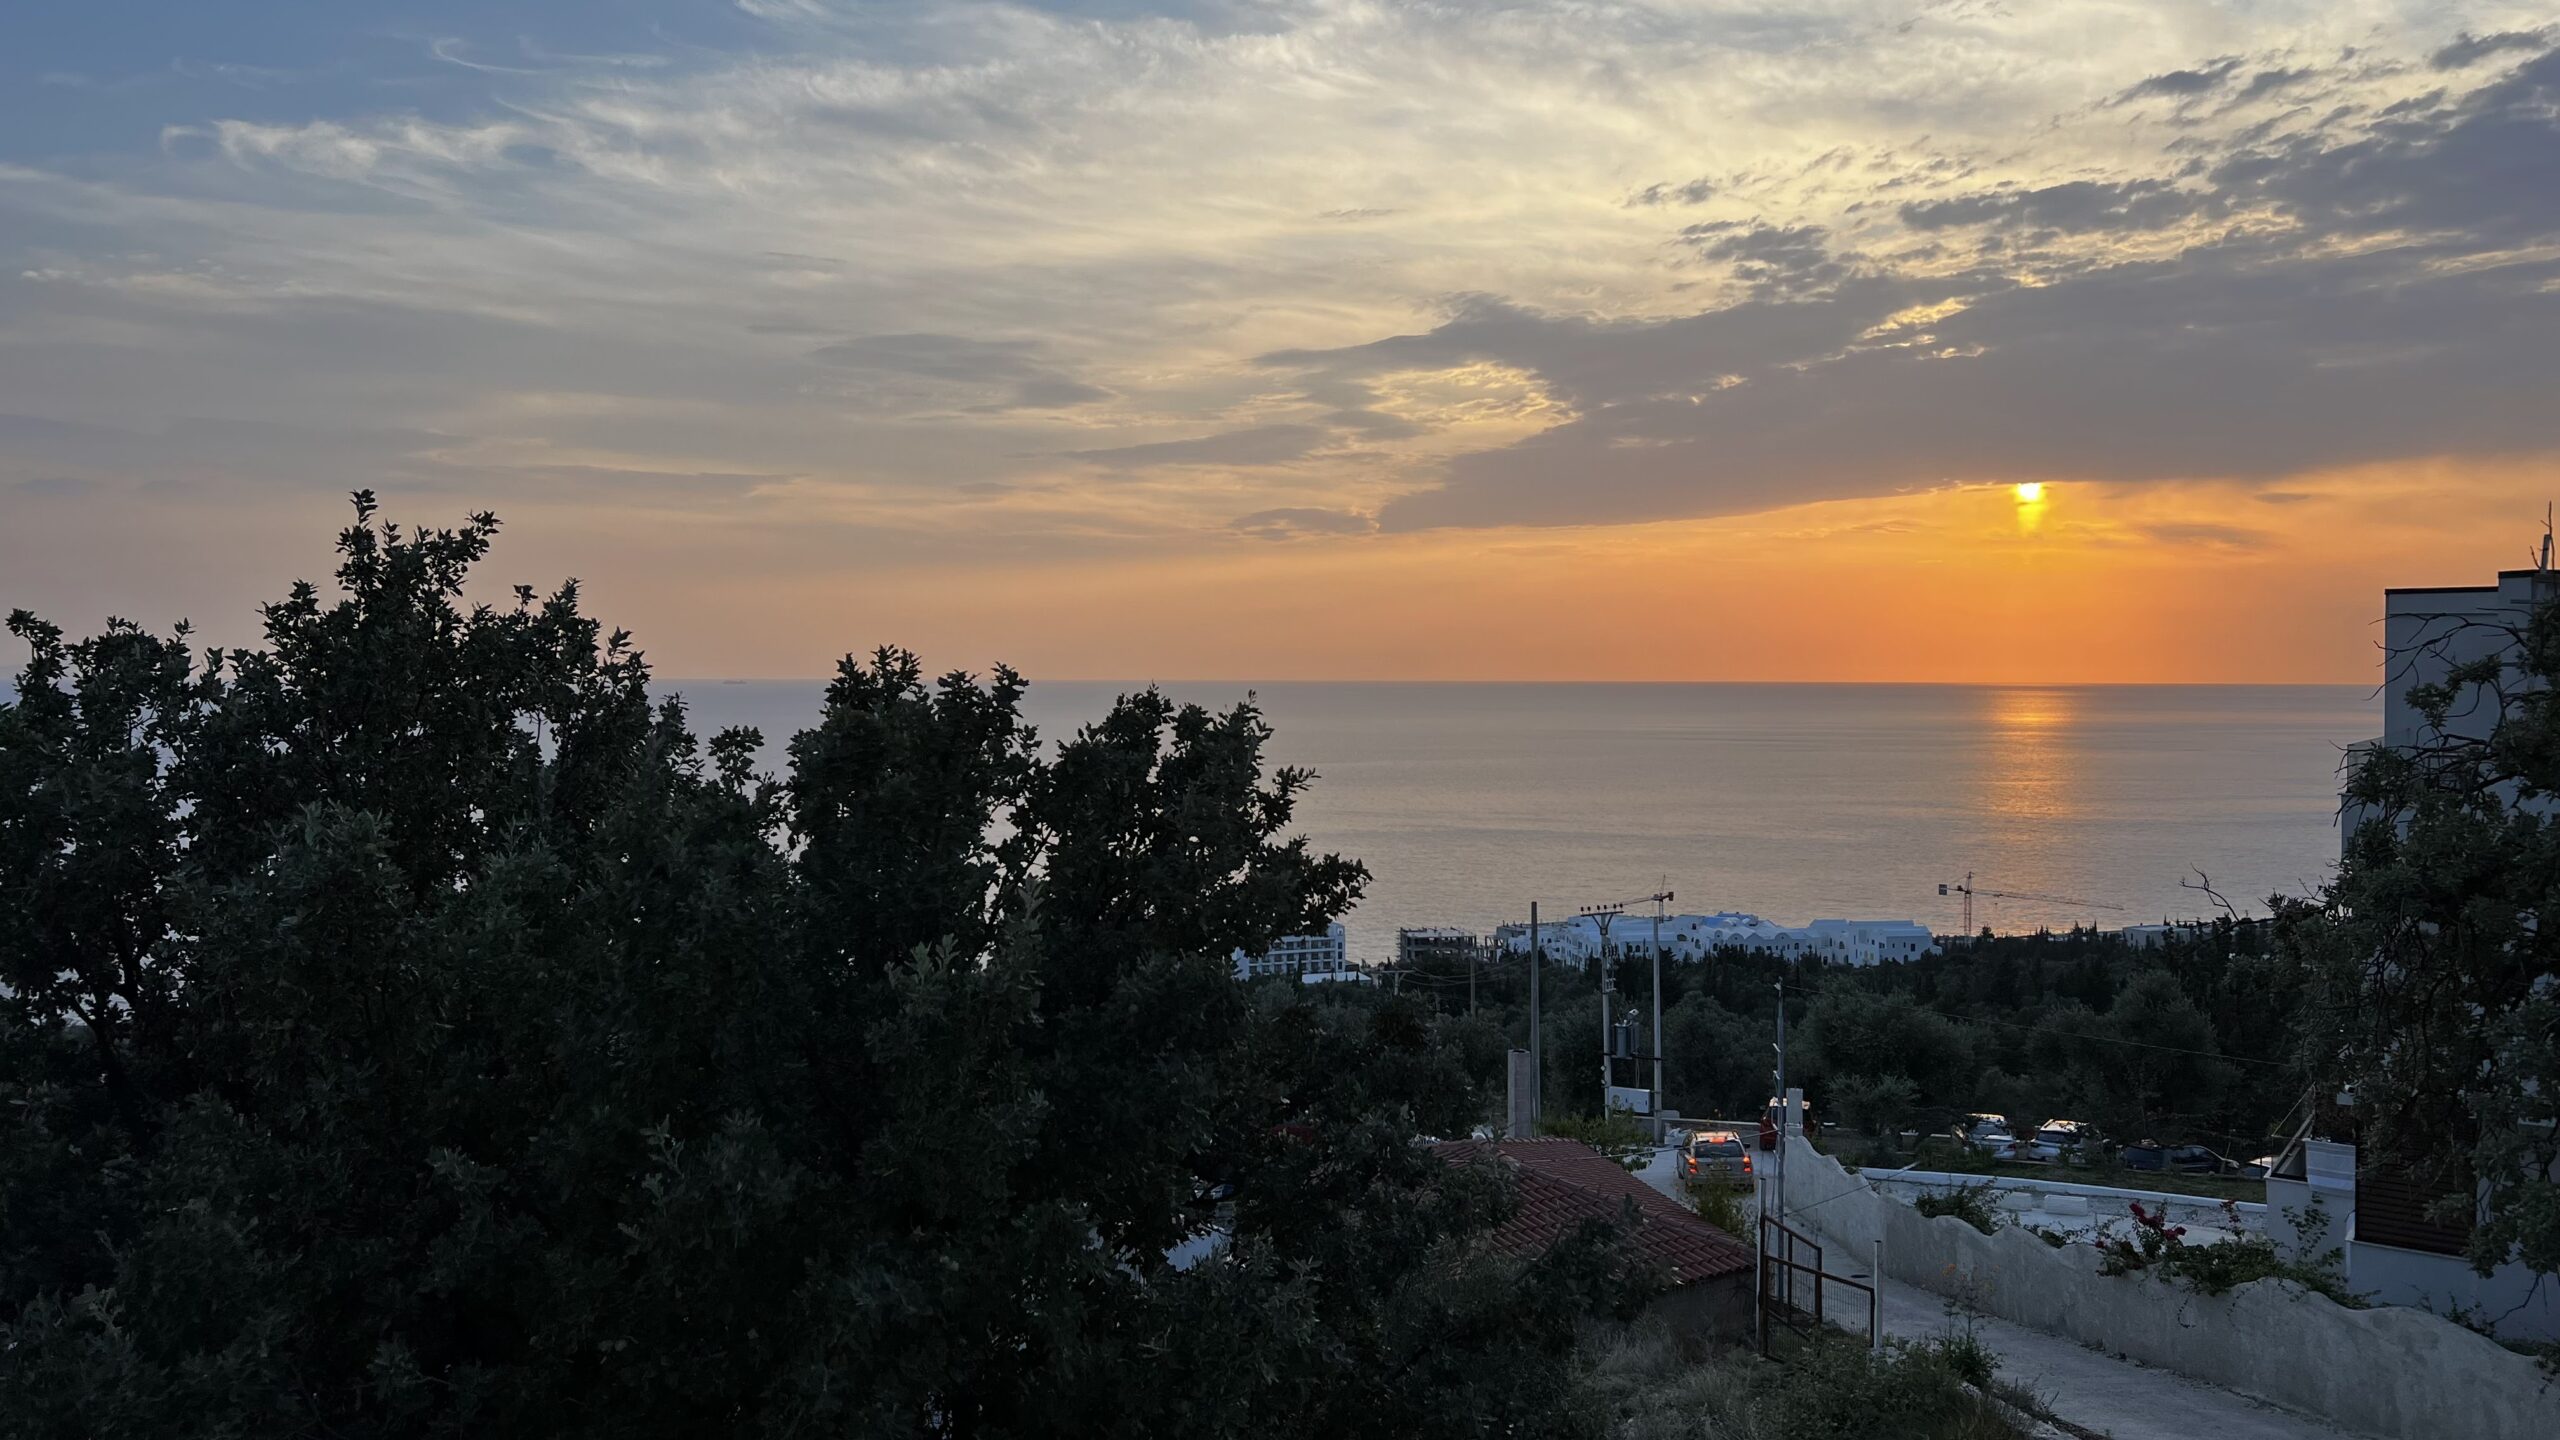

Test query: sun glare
[2013,482,2046,504]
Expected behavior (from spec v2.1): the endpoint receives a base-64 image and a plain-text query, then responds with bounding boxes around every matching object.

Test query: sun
[2012,482,2046,504]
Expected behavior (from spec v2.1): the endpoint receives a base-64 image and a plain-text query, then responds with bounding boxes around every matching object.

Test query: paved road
[1631,1145,2359,1440]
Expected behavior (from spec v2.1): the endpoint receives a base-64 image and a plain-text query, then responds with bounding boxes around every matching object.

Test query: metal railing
[1757,1214,1877,1354]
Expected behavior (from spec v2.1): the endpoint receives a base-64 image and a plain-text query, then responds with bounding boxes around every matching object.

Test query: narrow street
[1632,1147,2361,1440]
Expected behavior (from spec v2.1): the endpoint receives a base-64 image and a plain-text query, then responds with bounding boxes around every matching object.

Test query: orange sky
[456,457,2543,685]
[3,5,2554,686]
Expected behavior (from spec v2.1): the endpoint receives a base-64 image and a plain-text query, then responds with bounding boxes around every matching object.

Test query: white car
[1957,1113,2013,1150]
[2002,1120,2092,1164]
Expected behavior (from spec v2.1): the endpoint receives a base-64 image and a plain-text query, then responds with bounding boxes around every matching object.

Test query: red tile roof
[1433,1137,1753,1285]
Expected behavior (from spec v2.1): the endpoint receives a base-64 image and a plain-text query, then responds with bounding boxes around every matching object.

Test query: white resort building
[1232,922,1350,981]
[1493,911,1935,967]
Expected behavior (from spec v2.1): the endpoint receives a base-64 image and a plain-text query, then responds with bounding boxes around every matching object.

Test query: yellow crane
[1938,872,2123,935]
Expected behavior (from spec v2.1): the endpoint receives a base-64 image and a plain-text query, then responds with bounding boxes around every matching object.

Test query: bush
[1692,1182,1749,1240]
[1914,1182,2002,1236]
[2097,1199,2363,1307]
[1540,1108,1654,1168]
[1590,1326,2024,1440]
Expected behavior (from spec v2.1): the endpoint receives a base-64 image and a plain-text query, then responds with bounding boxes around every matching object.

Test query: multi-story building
[1492,911,1935,966]
[2345,564,2558,852]
[1395,926,1480,968]
[1231,922,1348,981]
[2269,560,2560,1342]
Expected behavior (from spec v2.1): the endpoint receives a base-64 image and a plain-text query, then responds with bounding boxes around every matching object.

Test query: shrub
[1591,1326,2025,1440]
[1692,1181,1748,1240]
[1914,1182,2002,1236]
[1539,1109,1654,1168]
[2097,1199,2363,1307]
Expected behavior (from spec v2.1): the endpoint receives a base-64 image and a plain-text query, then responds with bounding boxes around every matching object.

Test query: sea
[660,681,2376,964]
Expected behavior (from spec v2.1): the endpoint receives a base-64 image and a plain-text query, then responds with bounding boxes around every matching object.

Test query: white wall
[1778,1138,2558,1440]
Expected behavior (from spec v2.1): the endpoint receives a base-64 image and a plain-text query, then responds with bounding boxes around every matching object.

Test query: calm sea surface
[662,682,2375,964]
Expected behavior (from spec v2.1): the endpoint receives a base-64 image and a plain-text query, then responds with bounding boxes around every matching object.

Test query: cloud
[1254,38,2560,533]
[1060,424,1327,469]
[808,333,1109,411]
[1,0,2552,597]
[1230,507,1376,540]
[1898,179,2223,233]
[2114,56,2245,104]
[1682,222,1852,295]
[1628,178,1716,207]
[2209,47,2560,244]
[2140,521,2274,550]
[2431,29,2554,70]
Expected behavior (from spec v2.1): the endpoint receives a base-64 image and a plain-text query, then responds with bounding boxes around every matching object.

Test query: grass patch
[1589,1325,2027,1439]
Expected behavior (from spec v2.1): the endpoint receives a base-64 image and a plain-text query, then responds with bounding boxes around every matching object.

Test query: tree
[2280,585,2560,1291]
[0,500,1642,1438]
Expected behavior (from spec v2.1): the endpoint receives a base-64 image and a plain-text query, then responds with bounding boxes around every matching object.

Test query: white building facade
[2271,562,2560,1342]
[1493,911,1935,966]
[1232,922,1349,981]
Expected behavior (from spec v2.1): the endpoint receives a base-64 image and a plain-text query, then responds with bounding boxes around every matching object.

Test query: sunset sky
[5,2,2557,682]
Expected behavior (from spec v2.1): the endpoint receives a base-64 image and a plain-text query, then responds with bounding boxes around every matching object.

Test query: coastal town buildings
[1491,911,1936,967]
[1231,922,1349,981]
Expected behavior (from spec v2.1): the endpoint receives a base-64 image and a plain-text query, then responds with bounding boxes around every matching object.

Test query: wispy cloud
[1,0,2553,636]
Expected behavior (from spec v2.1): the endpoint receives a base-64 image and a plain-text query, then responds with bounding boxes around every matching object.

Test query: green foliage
[1914,1183,2003,1237]
[1591,1327,2023,1440]
[1923,1331,1999,1389]
[1691,1181,1749,1241]
[0,501,1644,1439]
[2095,1200,2362,1307]
[1539,1107,1653,1168]
[1828,1072,1921,1141]
[2278,590,2560,1293]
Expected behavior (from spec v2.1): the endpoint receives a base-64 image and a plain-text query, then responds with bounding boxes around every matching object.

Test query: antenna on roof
[2542,503,2553,572]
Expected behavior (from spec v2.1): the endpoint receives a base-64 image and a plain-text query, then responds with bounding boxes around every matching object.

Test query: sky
[3,0,2557,683]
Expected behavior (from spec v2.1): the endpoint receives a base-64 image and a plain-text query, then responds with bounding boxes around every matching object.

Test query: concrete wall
[1777,1138,2559,1440]
[2269,1172,2560,1342]
[1863,1167,2264,1240]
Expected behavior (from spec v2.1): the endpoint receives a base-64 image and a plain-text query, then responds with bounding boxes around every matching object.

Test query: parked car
[1684,1130,1754,1189]
[2122,1140,2222,1174]
[1956,1113,2013,1150]
[1757,1098,1818,1151]
[2004,1119,2095,1164]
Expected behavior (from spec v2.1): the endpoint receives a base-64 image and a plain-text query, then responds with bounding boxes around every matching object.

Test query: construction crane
[1938,872,2123,935]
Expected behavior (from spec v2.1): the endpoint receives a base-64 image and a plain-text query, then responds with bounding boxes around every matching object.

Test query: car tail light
[1742,1156,1753,1174]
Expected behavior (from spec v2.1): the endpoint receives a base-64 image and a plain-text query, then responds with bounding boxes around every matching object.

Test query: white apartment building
[2346,564,2558,853]
[1493,911,1935,967]
[1396,925,1480,967]
[2269,560,2560,1342]
[1232,922,1348,981]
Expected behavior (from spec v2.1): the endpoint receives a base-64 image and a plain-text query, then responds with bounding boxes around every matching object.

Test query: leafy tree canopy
[2281,586,2560,1285]
[0,499,1645,1438]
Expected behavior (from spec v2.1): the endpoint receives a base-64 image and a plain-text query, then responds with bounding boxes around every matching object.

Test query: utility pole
[1597,919,1614,1116]
[1772,978,1790,1311]
[1528,902,1542,1124]
[1771,979,1788,1229]
[1650,891,1670,1117]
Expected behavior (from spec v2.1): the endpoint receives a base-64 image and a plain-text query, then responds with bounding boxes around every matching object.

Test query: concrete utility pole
[1772,979,1787,1229]
[1528,901,1542,1124]
[1649,893,1670,1116]
[1597,929,1614,1116]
